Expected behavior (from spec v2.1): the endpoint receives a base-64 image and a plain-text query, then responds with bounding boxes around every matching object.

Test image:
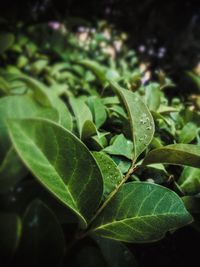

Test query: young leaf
[110,81,155,161]
[178,167,200,194]
[178,122,198,143]
[103,134,133,160]
[17,199,65,267]
[91,182,192,243]
[69,97,97,139]
[87,96,107,128]
[93,152,123,200]
[143,144,200,168]
[7,118,103,227]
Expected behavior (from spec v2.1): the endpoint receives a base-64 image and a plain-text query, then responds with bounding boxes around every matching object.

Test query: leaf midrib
[94,212,188,230]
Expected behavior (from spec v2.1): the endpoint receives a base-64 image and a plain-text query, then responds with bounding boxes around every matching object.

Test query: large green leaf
[7,118,103,227]
[110,81,155,161]
[93,152,122,200]
[143,144,200,168]
[91,182,192,243]
[178,166,200,194]
[178,122,198,143]
[17,199,65,267]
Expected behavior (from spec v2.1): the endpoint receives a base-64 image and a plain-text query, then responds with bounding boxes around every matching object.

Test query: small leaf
[7,118,103,227]
[91,182,193,243]
[93,152,122,200]
[178,167,200,194]
[103,134,133,160]
[17,199,65,267]
[0,33,14,54]
[110,81,155,161]
[178,122,198,143]
[145,83,161,111]
[69,97,95,138]
[87,96,107,128]
[143,144,200,168]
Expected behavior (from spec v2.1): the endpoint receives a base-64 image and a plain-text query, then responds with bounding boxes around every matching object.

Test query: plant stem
[81,162,137,235]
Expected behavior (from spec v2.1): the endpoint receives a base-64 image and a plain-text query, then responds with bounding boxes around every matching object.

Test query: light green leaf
[7,118,103,227]
[0,212,21,263]
[18,199,65,267]
[103,134,133,160]
[178,122,198,143]
[69,97,96,139]
[0,76,10,95]
[143,144,200,168]
[8,74,73,130]
[91,182,193,243]
[110,81,155,161]
[0,94,59,162]
[0,33,14,54]
[93,152,122,200]
[145,83,161,111]
[87,96,107,128]
[0,147,27,193]
[178,166,200,194]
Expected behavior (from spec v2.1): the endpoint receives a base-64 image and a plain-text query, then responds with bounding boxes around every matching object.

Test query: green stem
[77,162,137,239]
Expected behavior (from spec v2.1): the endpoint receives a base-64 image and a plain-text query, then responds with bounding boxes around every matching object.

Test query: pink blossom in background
[48,21,61,30]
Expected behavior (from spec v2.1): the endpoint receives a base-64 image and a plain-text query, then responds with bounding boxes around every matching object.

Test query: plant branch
[77,161,137,239]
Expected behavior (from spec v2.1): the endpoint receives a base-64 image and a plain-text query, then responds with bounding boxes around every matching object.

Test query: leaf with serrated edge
[7,118,103,228]
[143,144,200,168]
[91,182,192,243]
[110,81,155,161]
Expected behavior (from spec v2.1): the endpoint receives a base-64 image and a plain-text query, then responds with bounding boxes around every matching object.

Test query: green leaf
[145,83,161,111]
[0,212,21,264]
[0,33,14,54]
[87,96,107,128]
[110,81,155,161]
[103,134,133,160]
[69,97,96,139]
[178,167,200,194]
[93,152,122,200]
[143,144,200,168]
[94,236,137,267]
[0,76,10,95]
[18,199,65,267]
[0,94,59,162]
[0,147,27,193]
[7,118,103,227]
[91,182,193,243]
[178,122,198,143]
[187,72,200,90]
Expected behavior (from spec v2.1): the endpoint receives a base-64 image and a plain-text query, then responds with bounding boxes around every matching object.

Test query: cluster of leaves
[0,22,200,267]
